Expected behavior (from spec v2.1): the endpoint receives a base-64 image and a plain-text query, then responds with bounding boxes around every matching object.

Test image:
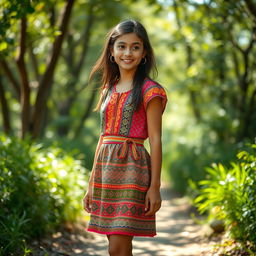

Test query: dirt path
[35,186,214,255]
[74,186,212,256]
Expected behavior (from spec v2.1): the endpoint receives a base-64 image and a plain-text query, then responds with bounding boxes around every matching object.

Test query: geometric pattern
[100,78,167,140]
[87,138,157,237]
[87,79,167,237]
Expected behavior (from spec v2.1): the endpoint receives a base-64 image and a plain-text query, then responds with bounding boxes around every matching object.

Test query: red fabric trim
[87,228,156,237]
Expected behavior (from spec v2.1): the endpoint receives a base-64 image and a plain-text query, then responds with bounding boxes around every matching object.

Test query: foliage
[194,143,256,249]
[0,0,132,139]
[167,140,239,194]
[0,0,255,199]
[150,0,256,193]
[0,135,88,255]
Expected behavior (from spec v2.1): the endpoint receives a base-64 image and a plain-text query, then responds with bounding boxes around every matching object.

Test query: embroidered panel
[119,93,135,136]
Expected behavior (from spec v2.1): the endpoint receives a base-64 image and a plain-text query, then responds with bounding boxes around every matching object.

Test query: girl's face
[111,33,146,75]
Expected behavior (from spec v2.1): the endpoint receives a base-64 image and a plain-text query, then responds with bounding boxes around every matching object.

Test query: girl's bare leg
[107,234,133,256]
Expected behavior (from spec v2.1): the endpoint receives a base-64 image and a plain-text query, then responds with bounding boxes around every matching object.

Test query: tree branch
[55,2,95,136]
[28,43,41,82]
[73,84,98,139]
[245,26,256,55]
[0,60,20,100]
[232,49,241,84]
[74,4,94,78]
[244,0,256,19]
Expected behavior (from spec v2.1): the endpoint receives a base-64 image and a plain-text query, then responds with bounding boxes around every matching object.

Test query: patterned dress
[87,78,167,237]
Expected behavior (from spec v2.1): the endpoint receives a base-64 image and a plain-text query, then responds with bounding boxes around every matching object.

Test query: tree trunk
[56,2,95,136]
[16,17,31,139]
[32,0,75,139]
[244,0,256,18]
[0,75,12,134]
[0,60,20,101]
[173,1,201,122]
[241,89,256,139]
[236,33,255,141]
[74,84,98,139]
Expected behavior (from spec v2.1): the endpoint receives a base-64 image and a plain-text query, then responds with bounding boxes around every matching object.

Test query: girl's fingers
[145,196,150,212]
[88,196,92,211]
[145,200,154,215]
[145,201,161,216]
[83,195,92,213]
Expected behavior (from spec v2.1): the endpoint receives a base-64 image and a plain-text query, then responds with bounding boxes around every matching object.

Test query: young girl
[83,20,167,256]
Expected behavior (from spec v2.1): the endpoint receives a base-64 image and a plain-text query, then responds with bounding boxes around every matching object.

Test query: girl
[83,20,167,256]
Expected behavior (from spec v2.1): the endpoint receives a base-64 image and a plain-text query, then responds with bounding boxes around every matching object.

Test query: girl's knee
[108,235,133,256]
[108,244,132,256]
[108,244,120,256]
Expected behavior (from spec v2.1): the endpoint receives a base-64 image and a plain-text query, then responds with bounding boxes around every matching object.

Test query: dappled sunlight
[132,187,210,255]
[1,0,255,254]
[82,186,212,256]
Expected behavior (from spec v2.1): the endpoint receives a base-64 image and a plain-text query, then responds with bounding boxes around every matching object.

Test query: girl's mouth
[122,59,133,64]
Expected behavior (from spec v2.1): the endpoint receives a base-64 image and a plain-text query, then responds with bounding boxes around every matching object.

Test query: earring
[141,57,147,65]
[110,56,115,63]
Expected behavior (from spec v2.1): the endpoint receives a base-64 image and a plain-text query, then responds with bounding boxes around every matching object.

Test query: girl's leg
[107,234,134,256]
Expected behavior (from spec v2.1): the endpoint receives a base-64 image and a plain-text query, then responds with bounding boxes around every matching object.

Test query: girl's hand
[145,187,162,216]
[83,185,93,213]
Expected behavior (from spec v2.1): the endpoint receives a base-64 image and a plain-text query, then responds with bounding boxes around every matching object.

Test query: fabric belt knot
[102,136,144,161]
[117,138,141,160]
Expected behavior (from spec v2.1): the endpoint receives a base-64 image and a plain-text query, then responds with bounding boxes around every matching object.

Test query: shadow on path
[80,186,211,256]
[31,185,214,255]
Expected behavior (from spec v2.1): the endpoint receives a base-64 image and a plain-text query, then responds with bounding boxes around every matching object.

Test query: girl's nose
[124,48,132,56]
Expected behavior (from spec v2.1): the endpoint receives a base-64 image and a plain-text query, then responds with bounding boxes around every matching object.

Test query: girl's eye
[117,45,125,49]
[133,46,140,50]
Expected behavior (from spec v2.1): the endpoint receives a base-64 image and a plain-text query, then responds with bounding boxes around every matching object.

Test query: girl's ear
[143,50,147,58]
[110,47,114,56]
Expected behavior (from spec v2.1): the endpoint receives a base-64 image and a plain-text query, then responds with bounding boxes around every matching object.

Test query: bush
[167,139,238,195]
[0,136,88,255]
[194,143,256,250]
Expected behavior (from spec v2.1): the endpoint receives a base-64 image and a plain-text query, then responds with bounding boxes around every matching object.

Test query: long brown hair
[90,20,157,111]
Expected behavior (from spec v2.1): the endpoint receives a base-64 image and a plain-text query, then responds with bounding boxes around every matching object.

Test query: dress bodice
[100,79,167,139]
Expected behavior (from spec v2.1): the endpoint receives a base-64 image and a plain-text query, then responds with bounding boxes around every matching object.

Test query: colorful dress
[87,78,167,237]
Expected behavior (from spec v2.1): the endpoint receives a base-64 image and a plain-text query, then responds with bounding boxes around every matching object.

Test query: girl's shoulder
[142,78,166,93]
[142,78,168,112]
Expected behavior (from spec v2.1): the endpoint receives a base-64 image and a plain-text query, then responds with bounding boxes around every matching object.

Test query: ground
[31,186,226,256]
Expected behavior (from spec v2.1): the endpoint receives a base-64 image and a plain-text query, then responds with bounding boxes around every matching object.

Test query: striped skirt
[87,135,156,237]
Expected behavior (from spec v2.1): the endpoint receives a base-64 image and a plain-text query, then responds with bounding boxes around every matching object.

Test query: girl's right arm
[83,134,103,213]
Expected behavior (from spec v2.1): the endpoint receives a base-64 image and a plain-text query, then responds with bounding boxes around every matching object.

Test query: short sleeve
[143,82,167,113]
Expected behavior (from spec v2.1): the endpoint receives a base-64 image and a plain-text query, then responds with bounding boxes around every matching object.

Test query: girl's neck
[116,73,134,92]
[118,78,133,84]
[119,70,135,83]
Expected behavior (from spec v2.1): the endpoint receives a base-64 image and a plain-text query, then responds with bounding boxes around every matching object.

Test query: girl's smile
[111,33,146,74]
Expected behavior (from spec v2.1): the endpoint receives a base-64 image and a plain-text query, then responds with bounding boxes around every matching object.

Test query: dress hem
[87,228,156,237]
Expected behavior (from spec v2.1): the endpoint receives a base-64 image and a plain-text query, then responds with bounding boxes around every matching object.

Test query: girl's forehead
[115,33,143,44]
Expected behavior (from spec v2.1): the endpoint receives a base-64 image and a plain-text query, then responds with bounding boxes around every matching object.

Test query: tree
[157,0,256,142]
[0,0,130,139]
[0,0,75,138]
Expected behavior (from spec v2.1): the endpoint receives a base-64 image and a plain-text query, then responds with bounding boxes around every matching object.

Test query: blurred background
[0,0,255,255]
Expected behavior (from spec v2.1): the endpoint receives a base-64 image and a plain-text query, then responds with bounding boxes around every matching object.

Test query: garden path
[71,185,214,256]
[35,185,216,255]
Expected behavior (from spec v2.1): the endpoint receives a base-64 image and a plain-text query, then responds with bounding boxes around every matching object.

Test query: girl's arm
[83,134,103,212]
[145,97,163,216]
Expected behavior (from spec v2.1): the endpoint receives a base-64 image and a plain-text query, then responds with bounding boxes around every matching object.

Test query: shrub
[0,135,88,255]
[194,143,256,250]
[167,139,238,194]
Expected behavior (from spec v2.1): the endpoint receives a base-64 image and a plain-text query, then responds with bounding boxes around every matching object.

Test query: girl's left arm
[145,97,163,216]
